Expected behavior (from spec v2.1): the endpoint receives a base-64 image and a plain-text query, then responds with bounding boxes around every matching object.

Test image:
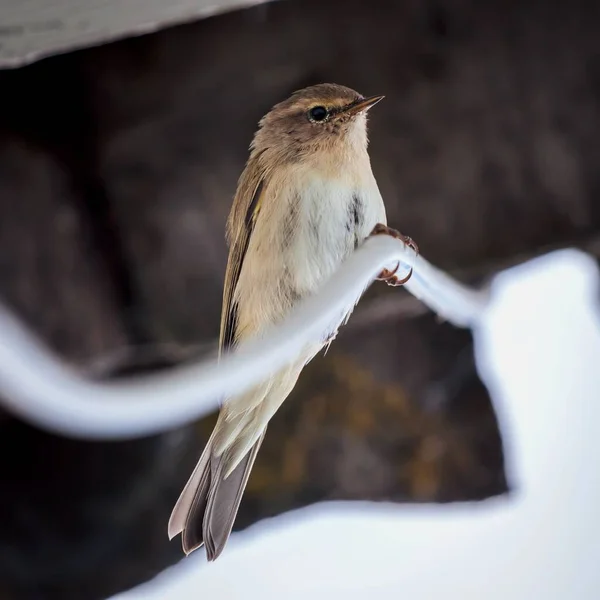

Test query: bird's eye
[308,106,328,122]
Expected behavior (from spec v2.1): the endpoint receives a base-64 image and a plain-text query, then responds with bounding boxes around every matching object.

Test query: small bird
[168,83,416,560]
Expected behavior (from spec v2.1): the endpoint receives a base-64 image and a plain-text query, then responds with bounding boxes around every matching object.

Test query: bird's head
[252,83,384,161]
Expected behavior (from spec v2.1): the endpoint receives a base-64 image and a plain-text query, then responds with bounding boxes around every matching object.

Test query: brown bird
[168,83,415,561]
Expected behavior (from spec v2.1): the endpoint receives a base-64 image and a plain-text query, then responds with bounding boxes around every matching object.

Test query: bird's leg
[370,223,419,286]
[370,223,419,253]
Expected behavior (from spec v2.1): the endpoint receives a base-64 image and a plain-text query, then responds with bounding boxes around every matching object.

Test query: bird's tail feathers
[168,430,266,560]
[168,357,315,560]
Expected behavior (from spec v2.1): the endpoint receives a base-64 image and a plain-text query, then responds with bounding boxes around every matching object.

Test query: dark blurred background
[0,0,598,597]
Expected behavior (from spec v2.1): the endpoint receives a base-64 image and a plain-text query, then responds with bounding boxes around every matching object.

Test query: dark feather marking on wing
[245,180,265,228]
[349,193,363,248]
[222,179,265,352]
[222,302,239,351]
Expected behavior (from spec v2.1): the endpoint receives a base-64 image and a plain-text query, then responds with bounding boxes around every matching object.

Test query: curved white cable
[0,235,489,440]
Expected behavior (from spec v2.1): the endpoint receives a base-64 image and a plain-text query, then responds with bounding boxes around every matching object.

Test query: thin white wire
[0,234,489,440]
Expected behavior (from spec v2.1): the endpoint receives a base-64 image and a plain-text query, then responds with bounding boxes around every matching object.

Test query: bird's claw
[375,261,410,286]
[370,223,419,286]
[370,223,419,253]
[377,265,413,286]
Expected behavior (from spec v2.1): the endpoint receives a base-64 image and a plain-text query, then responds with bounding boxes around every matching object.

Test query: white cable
[0,234,489,440]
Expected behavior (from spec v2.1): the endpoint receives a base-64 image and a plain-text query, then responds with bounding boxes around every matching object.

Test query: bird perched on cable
[168,83,417,561]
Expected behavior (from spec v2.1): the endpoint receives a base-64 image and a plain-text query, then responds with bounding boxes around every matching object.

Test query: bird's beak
[342,95,385,116]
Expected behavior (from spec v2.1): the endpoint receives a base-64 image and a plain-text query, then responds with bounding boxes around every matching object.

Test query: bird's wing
[219,155,268,353]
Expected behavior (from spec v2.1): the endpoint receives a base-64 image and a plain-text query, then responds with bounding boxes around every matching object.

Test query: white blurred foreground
[0,235,483,440]
[113,250,600,600]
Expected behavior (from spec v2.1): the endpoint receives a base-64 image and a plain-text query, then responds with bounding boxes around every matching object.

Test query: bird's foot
[370,223,419,286]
